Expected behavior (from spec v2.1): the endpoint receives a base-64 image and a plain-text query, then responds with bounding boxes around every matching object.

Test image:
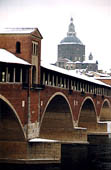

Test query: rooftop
[83,60,97,64]
[0,28,37,34]
[0,49,31,65]
[41,61,110,87]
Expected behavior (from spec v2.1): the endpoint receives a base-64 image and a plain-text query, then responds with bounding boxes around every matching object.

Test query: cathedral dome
[60,35,82,44]
[58,18,85,62]
[60,18,83,45]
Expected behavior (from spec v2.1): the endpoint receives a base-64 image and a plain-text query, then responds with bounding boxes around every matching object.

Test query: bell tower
[89,53,93,60]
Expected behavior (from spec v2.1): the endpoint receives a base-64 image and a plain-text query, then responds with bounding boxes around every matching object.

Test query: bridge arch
[100,99,111,121]
[0,94,26,141]
[39,92,74,140]
[78,97,98,132]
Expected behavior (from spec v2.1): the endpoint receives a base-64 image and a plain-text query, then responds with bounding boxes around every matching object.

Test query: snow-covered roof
[0,28,36,34]
[95,77,111,80]
[0,49,31,65]
[75,61,82,64]
[41,61,110,87]
[83,60,97,64]
[94,72,110,77]
[85,72,94,77]
[67,61,74,64]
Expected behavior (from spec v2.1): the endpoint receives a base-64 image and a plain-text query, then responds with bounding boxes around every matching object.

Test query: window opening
[32,42,38,56]
[15,67,20,82]
[32,66,36,84]
[16,42,21,53]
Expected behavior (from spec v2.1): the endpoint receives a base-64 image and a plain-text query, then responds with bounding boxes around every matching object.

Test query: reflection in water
[88,135,111,170]
[1,137,111,170]
[61,144,88,170]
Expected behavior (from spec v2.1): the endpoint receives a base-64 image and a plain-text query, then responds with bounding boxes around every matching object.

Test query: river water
[1,135,111,170]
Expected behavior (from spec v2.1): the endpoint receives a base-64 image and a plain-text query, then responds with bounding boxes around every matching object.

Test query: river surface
[1,136,111,170]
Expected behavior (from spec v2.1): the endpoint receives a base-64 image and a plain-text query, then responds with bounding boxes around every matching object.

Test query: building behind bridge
[55,18,98,72]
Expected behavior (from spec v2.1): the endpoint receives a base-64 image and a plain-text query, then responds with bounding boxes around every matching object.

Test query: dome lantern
[60,18,83,44]
[67,17,76,36]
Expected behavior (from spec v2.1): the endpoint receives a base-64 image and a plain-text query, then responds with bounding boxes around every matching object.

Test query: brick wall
[0,83,28,125]
[39,86,106,122]
[0,34,32,63]
[0,30,42,84]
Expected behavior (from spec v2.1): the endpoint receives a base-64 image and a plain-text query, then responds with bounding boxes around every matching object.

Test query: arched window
[16,41,21,53]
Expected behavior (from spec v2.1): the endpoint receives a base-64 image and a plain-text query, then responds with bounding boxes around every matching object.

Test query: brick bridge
[0,28,111,164]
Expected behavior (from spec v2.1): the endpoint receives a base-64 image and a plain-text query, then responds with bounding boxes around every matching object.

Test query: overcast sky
[0,0,111,71]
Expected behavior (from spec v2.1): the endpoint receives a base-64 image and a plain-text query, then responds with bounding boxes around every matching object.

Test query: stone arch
[100,99,111,121]
[78,97,98,133]
[0,94,26,141]
[39,92,74,141]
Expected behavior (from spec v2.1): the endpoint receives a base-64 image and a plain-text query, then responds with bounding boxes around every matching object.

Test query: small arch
[16,41,21,53]
[100,99,111,121]
[39,92,74,140]
[78,97,97,132]
[0,94,26,141]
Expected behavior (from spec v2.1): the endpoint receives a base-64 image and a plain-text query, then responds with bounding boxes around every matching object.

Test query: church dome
[60,36,82,44]
[58,17,85,62]
[60,18,83,45]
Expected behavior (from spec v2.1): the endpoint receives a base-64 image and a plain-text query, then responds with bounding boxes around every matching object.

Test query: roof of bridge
[41,61,111,87]
[0,49,31,66]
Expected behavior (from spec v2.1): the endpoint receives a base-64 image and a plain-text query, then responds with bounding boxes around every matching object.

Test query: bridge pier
[0,139,61,164]
[40,127,88,144]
